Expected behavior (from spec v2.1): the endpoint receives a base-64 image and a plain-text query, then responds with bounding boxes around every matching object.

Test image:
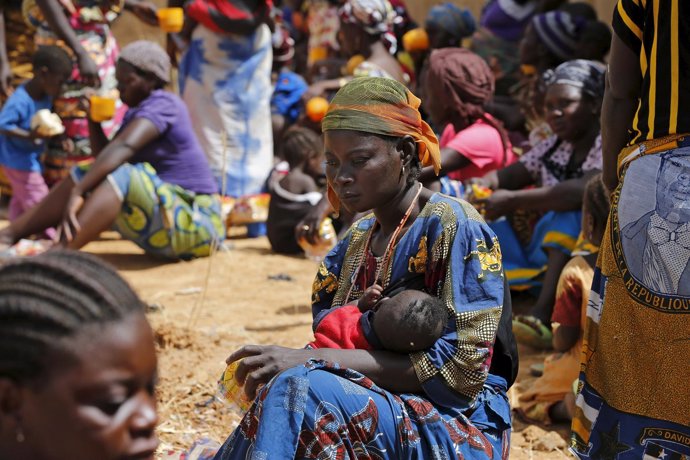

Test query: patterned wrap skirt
[72,162,225,260]
[214,360,511,460]
[571,135,690,459]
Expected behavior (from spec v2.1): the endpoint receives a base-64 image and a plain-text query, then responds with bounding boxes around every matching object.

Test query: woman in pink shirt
[419,48,515,188]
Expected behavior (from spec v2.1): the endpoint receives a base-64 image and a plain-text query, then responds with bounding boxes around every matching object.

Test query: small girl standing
[517,173,610,424]
[0,46,72,231]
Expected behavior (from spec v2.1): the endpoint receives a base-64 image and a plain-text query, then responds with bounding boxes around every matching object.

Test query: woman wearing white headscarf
[306,0,407,98]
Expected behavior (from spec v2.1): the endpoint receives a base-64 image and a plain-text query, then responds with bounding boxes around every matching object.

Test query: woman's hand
[295,195,331,245]
[76,51,99,87]
[477,189,517,221]
[57,191,84,243]
[227,345,313,399]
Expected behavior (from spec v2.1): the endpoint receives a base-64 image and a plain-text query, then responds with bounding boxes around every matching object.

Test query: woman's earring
[402,165,406,176]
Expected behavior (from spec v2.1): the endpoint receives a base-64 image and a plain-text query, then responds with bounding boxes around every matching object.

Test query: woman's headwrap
[425,3,476,43]
[340,0,398,53]
[426,48,495,130]
[531,11,586,61]
[118,40,171,84]
[543,59,606,99]
[322,77,441,213]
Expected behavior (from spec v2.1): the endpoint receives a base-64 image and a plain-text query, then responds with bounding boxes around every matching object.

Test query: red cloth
[440,115,516,181]
[551,281,582,328]
[308,305,372,350]
[186,0,272,35]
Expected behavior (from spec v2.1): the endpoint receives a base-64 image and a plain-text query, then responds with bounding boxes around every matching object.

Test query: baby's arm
[357,284,383,312]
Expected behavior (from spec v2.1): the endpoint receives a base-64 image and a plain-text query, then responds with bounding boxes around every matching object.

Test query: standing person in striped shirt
[571,1,690,459]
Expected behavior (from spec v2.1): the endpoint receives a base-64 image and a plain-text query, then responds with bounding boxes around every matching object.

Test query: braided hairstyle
[0,250,146,383]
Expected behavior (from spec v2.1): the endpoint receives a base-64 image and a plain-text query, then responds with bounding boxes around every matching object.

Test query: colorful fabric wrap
[491,210,582,290]
[339,0,398,53]
[71,162,225,260]
[572,137,690,459]
[532,11,585,61]
[426,2,476,42]
[321,77,441,212]
[185,0,271,35]
[426,48,495,131]
[543,59,605,99]
[25,0,127,182]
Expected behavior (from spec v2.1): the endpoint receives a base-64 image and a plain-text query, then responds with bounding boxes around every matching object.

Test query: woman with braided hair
[0,250,158,459]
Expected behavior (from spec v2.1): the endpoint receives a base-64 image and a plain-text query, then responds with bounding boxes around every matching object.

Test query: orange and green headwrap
[322,77,440,174]
[321,77,440,214]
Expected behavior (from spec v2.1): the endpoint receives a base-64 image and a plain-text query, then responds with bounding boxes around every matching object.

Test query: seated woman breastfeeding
[0,41,224,259]
[214,77,515,459]
[473,60,604,348]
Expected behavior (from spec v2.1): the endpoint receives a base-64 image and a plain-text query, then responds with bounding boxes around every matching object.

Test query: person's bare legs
[529,248,571,324]
[63,180,122,250]
[0,177,75,246]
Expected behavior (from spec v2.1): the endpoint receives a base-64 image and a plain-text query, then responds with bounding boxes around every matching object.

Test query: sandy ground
[72,231,572,459]
[12,13,574,459]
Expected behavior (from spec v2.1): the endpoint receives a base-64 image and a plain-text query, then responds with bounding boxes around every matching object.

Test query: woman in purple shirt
[0,41,224,260]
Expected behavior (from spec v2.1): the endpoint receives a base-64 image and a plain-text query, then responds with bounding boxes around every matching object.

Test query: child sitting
[517,174,610,424]
[267,126,324,254]
[309,283,447,353]
[0,45,72,232]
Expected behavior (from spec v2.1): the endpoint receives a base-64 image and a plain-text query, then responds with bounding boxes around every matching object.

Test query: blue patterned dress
[214,194,512,459]
[178,24,273,199]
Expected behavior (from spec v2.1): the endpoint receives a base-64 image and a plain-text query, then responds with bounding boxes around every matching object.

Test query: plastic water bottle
[299,217,337,261]
[217,361,252,413]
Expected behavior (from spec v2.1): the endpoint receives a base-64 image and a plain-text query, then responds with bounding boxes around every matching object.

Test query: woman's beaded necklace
[346,183,423,301]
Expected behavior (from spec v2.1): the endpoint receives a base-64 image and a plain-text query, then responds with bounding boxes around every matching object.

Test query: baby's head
[372,290,447,353]
[281,126,323,177]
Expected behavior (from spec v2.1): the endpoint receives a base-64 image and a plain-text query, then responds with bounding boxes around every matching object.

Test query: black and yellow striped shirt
[613,0,690,144]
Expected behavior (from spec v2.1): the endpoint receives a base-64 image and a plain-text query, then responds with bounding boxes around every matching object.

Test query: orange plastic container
[157,7,184,33]
[402,28,429,52]
[89,96,116,122]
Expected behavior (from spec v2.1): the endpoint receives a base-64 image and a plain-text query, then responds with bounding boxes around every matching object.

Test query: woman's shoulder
[521,134,560,160]
[125,90,185,129]
[421,193,492,234]
[137,90,181,111]
[533,134,560,150]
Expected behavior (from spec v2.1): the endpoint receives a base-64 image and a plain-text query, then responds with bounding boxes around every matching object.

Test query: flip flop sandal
[512,315,553,350]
